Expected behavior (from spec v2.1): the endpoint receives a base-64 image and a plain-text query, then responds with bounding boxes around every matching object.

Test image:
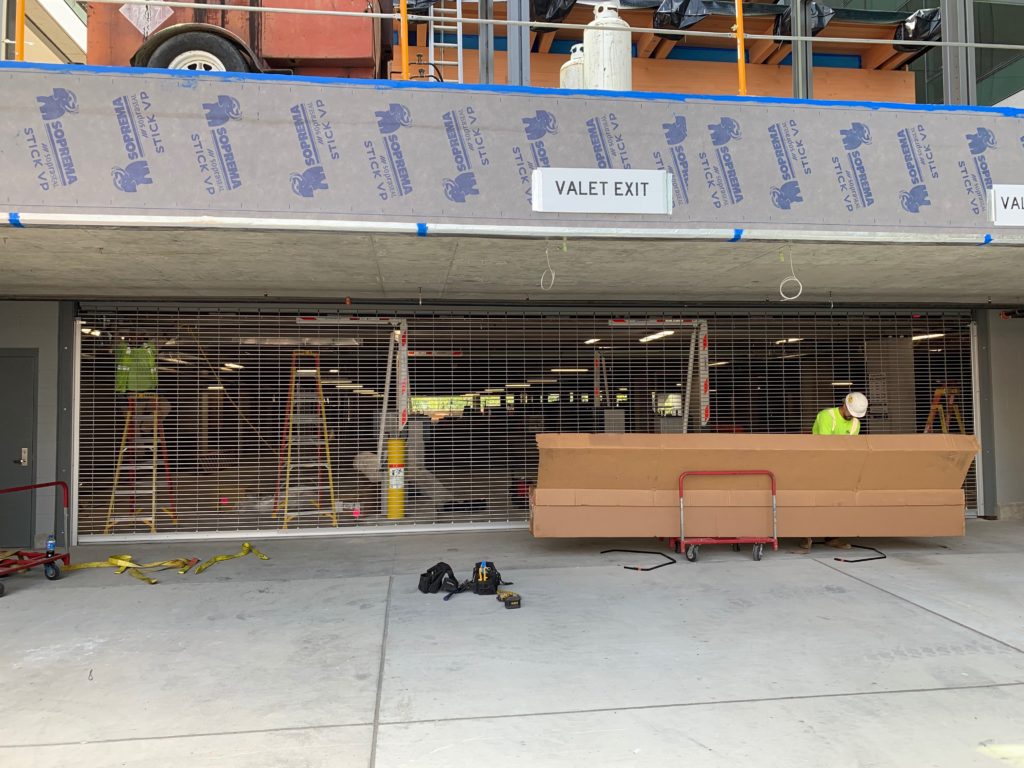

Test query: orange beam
[735,1,747,95]
[15,0,26,61]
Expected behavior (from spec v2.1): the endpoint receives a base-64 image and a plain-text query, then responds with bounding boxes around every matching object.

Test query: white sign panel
[120,1,173,36]
[990,185,1024,226]
[532,168,672,215]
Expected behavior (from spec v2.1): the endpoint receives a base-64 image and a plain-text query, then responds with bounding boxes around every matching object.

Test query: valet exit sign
[531,168,673,215]
[990,185,1024,226]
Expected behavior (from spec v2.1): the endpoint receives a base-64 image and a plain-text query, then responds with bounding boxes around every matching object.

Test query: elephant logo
[899,184,931,213]
[202,95,242,127]
[111,160,153,193]
[770,180,803,210]
[522,110,558,141]
[966,127,997,156]
[841,122,872,151]
[36,88,78,121]
[442,172,479,203]
[708,117,741,147]
[290,166,329,198]
[662,115,687,146]
[375,103,412,134]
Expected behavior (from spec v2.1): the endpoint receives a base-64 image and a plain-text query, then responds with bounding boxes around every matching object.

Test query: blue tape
[416,222,428,237]
[980,233,993,245]
[8,212,23,228]
[3,60,1023,117]
[729,228,744,242]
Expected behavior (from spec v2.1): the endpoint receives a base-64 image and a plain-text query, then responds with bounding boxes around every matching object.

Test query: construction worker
[800,392,869,550]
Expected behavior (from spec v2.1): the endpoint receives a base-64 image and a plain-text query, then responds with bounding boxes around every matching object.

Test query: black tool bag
[469,560,510,596]
[418,562,460,594]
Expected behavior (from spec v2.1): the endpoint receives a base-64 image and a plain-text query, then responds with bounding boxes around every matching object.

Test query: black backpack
[418,562,460,594]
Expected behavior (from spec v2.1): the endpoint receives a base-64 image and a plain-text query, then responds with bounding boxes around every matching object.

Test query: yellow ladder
[924,386,966,434]
[274,351,337,528]
[105,393,177,534]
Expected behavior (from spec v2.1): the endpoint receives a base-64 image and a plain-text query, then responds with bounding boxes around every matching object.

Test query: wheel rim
[167,50,226,72]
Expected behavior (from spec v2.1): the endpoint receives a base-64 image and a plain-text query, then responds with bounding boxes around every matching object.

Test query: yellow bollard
[387,438,406,519]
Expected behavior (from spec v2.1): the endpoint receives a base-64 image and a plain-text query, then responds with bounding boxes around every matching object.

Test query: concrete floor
[2,521,1024,767]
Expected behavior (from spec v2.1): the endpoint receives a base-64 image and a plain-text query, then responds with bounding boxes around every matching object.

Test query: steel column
[507,0,531,86]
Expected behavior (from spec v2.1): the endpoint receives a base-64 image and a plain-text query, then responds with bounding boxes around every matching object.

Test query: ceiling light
[237,336,360,347]
[296,368,317,375]
[354,389,379,396]
[551,368,588,373]
[208,385,225,391]
[89,330,102,337]
[335,383,362,389]
[929,348,944,353]
[483,388,504,393]
[584,338,601,345]
[506,383,531,388]
[912,333,945,341]
[80,327,92,334]
[708,361,730,367]
[619,387,628,392]
[161,357,191,365]
[329,369,340,374]
[780,353,805,360]
[639,330,675,343]
[831,381,853,387]
[527,379,557,384]
[775,337,804,345]
[222,362,244,370]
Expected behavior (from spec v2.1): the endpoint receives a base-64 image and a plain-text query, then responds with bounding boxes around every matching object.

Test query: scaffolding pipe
[734,1,747,96]
[14,0,25,61]
[399,0,410,80]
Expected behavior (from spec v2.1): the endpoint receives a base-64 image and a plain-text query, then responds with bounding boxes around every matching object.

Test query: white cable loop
[779,253,803,301]
[540,246,556,291]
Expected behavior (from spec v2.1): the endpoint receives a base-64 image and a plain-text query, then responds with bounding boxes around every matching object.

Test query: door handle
[13,448,28,466]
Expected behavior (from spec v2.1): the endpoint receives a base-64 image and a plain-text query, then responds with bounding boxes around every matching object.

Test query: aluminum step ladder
[428,0,465,83]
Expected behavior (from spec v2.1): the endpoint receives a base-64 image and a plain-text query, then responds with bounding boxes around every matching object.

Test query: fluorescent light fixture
[775,337,804,345]
[81,327,92,334]
[619,387,628,392]
[780,353,805,360]
[161,357,191,365]
[912,333,945,341]
[929,348,944,353]
[831,381,854,387]
[89,330,102,337]
[639,330,675,343]
[483,388,505,393]
[208,385,225,391]
[708,361,730,367]
[506,383,531,389]
[584,338,601,345]
[354,389,379,396]
[222,362,244,370]
[527,379,557,384]
[335,383,362,389]
[237,336,360,347]
[329,369,340,374]
[551,368,589,373]
[296,368,317,375]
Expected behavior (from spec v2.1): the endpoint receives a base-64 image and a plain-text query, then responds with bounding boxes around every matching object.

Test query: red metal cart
[669,470,778,562]
[0,481,71,597]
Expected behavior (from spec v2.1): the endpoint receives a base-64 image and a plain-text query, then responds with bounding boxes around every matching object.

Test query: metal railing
[35,0,1024,99]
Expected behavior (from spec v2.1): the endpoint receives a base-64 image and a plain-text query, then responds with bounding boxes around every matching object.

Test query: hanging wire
[540,245,556,291]
[779,251,803,301]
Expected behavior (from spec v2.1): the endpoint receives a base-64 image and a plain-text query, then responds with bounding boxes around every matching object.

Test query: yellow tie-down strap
[64,543,269,585]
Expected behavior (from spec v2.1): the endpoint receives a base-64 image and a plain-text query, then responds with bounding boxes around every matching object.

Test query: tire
[731,544,741,552]
[146,32,248,73]
[684,544,699,562]
[753,544,764,562]
[44,563,61,581]
[0,581,5,597]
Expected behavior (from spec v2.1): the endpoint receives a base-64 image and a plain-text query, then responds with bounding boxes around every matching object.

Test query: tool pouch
[470,560,509,595]
[418,562,460,594]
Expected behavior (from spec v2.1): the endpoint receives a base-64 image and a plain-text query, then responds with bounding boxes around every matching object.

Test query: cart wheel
[44,563,61,581]
[753,544,764,562]
[0,581,5,597]
[731,544,741,552]
[673,540,681,554]
[684,544,699,562]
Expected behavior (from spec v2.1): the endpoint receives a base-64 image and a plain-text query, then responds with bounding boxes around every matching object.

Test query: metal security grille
[75,306,978,538]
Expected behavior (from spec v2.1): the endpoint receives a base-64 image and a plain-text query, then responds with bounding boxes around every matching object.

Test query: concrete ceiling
[2,225,1024,305]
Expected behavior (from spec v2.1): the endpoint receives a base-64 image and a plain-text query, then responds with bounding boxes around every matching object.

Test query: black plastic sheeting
[531,0,578,29]
[407,0,439,13]
[654,0,784,40]
[774,1,836,39]
[894,8,941,55]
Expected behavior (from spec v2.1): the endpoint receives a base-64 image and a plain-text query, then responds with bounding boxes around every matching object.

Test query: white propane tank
[583,4,632,91]
[559,43,585,89]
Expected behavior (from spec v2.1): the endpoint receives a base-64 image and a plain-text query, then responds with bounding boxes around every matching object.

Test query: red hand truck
[0,481,72,597]
[668,470,778,563]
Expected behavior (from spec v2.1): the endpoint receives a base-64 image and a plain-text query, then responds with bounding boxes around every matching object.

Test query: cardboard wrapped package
[530,434,979,538]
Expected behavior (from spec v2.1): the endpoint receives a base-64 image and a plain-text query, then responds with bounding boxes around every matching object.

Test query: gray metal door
[0,351,37,547]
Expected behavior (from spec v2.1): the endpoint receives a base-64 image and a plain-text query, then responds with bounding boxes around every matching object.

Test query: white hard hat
[845,391,868,418]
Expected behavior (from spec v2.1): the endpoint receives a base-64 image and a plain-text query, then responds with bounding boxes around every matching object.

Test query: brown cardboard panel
[536,433,978,492]
[531,503,966,538]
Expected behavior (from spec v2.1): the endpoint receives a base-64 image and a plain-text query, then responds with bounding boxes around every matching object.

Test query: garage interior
[74,306,978,538]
